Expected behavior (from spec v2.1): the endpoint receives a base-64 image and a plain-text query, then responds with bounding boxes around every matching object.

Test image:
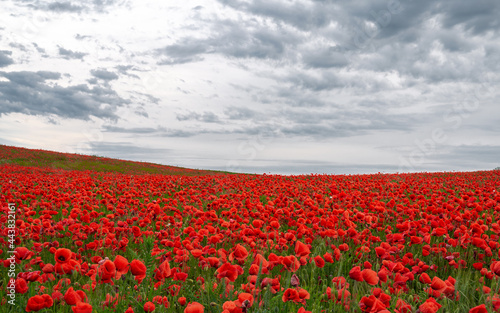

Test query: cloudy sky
[1,0,499,174]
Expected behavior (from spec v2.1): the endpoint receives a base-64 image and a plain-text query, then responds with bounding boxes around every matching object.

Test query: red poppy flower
[331,276,348,289]
[268,253,281,268]
[410,236,423,245]
[282,288,301,303]
[419,297,441,313]
[359,295,387,312]
[132,226,142,237]
[52,291,63,303]
[15,278,28,294]
[491,261,500,276]
[229,244,249,264]
[222,301,240,313]
[252,219,264,228]
[361,269,379,285]
[339,243,349,251]
[174,271,188,282]
[178,297,187,306]
[472,237,487,249]
[432,228,447,236]
[206,257,221,268]
[314,256,325,268]
[42,263,54,273]
[113,255,129,279]
[155,259,172,281]
[64,287,84,305]
[184,301,204,313]
[191,249,203,258]
[323,252,334,263]
[235,292,254,307]
[281,255,300,272]
[395,298,412,313]
[372,288,391,307]
[419,273,432,284]
[102,293,120,308]
[55,258,80,275]
[125,307,135,313]
[42,294,53,309]
[469,304,488,313]
[26,296,45,313]
[98,260,116,283]
[130,259,147,283]
[295,241,311,257]
[26,294,53,312]
[252,253,270,269]
[248,263,262,275]
[297,287,310,302]
[72,302,93,313]
[430,276,446,293]
[349,266,363,282]
[332,288,351,306]
[55,248,72,264]
[260,276,281,294]
[14,247,33,261]
[216,263,240,282]
[144,301,156,312]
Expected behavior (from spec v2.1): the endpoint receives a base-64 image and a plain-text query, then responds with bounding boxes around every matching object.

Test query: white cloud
[1,0,499,174]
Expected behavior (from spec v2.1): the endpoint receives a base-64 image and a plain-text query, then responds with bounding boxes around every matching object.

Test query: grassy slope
[0,144,227,176]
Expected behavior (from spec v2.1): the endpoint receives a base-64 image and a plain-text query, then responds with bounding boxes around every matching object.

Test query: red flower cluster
[0,148,499,312]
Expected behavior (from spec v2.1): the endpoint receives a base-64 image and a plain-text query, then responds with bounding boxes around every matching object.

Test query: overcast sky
[1,0,499,174]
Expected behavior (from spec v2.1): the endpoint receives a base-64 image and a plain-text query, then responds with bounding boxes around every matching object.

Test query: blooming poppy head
[313,256,325,268]
[229,244,249,263]
[42,263,54,274]
[430,276,446,292]
[216,263,239,282]
[114,255,129,270]
[282,288,301,303]
[469,304,488,313]
[71,301,92,313]
[295,241,311,257]
[222,301,239,313]
[490,261,500,276]
[55,248,72,264]
[26,295,47,312]
[361,269,379,286]
[130,259,147,276]
[15,278,28,294]
[143,301,156,313]
[418,297,442,313]
[99,260,116,282]
[25,294,52,312]
[64,287,82,306]
[419,273,432,284]
[184,301,204,313]
[51,291,63,303]
[349,266,363,282]
[281,255,300,272]
[359,295,386,313]
[235,292,254,307]
[15,247,33,261]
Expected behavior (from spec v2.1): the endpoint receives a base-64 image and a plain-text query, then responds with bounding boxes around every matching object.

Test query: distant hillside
[0,144,224,176]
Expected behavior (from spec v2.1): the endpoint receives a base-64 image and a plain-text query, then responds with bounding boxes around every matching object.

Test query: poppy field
[1,147,500,312]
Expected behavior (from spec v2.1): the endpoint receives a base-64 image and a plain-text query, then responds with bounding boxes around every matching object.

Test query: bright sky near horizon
[0,0,499,174]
